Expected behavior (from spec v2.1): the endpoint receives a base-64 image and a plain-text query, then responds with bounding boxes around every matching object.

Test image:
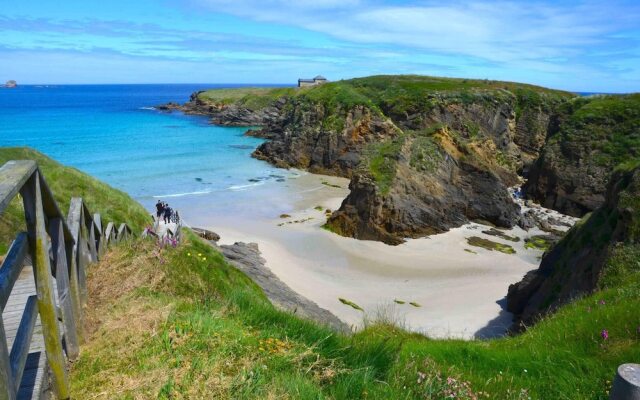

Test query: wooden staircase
[0,160,133,400]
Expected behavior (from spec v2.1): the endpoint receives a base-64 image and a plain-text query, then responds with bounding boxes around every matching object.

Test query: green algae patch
[467,236,516,254]
[409,302,421,308]
[482,228,521,242]
[321,181,342,188]
[314,206,324,211]
[393,299,406,305]
[525,235,555,251]
[464,248,478,254]
[339,298,364,311]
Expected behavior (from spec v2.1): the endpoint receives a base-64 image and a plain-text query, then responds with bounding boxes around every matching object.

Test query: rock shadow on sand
[473,297,513,339]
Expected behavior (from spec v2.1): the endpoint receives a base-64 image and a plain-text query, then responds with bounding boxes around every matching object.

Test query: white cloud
[189,0,640,66]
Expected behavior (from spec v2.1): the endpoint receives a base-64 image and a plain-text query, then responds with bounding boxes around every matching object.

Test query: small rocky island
[3,80,17,88]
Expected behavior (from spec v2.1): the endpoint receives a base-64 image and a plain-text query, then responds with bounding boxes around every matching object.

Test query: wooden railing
[0,160,132,399]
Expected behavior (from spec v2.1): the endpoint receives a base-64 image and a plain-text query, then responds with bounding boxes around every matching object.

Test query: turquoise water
[0,84,295,210]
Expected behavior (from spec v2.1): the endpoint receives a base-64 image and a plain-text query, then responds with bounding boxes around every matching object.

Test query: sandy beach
[160,171,574,339]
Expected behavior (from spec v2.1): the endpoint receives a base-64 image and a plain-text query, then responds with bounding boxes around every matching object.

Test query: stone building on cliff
[298,75,327,87]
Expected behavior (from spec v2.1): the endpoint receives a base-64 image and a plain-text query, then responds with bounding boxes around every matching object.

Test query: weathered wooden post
[49,218,80,360]
[21,171,70,399]
[79,206,92,304]
[0,320,15,400]
[94,213,104,258]
[87,218,98,263]
[66,198,85,340]
[611,364,640,400]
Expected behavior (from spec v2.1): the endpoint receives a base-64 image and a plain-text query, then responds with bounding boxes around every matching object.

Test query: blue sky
[0,0,639,92]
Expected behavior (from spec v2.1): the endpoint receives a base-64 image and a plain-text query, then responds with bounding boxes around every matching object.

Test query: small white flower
[524,369,528,373]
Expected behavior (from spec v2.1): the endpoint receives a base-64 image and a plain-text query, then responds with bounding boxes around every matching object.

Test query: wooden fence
[0,160,132,399]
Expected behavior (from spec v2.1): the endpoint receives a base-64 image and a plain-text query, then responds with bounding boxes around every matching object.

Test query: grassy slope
[73,229,640,399]
[0,147,151,253]
[550,93,640,169]
[197,75,574,115]
[197,87,296,111]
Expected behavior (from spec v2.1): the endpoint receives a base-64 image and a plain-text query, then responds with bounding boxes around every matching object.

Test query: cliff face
[253,103,398,177]
[507,165,640,330]
[524,94,640,217]
[326,128,522,244]
[248,77,570,243]
[177,76,575,244]
[159,89,291,126]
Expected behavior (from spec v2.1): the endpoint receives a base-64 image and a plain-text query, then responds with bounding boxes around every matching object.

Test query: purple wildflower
[601,329,609,340]
[599,299,606,305]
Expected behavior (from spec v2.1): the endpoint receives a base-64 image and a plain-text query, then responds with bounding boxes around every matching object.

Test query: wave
[228,181,265,191]
[139,106,156,110]
[153,190,212,198]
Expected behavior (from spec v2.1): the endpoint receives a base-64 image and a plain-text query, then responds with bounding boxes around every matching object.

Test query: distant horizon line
[1,82,630,95]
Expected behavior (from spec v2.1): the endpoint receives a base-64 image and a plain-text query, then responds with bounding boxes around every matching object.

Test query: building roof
[314,75,327,80]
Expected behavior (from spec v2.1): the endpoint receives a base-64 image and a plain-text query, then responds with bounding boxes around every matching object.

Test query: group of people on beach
[155,200,177,224]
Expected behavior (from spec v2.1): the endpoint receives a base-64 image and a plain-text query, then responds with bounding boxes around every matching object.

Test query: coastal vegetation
[0,147,149,253]
[192,75,583,244]
[524,93,640,216]
[72,218,640,399]
[2,148,637,399]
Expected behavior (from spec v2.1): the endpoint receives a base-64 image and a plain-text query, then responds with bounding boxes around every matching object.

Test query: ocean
[0,84,297,210]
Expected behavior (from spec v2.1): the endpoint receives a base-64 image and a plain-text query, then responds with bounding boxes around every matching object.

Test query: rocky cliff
[249,76,571,243]
[174,76,577,244]
[507,164,640,330]
[523,94,640,217]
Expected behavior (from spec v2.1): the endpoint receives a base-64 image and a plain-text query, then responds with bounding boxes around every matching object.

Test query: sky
[0,0,639,92]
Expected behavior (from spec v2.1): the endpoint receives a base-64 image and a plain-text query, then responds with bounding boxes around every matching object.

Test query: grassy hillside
[0,147,151,253]
[197,87,296,111]
[197,75,574,118]
[551,93,640,168]
[73,229,640,399]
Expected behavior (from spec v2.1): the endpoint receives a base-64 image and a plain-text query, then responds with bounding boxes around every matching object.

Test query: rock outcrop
[173,76,577,244]
[507,164,640,331]
[3,80,16,88]
[245,77,571,244]
[159,90,284,126]
[524,94,640,217]
[326,127,522,244]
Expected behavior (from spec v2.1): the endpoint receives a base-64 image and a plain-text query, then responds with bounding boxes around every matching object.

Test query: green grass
[197,87,296,111]
[549,94,640,170]
[195,75,574,131]
[72,230,640,399]
[365,136,406,194]
[0,147,151,252]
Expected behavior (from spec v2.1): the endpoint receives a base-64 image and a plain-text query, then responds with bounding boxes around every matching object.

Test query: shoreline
[161,170,574,340]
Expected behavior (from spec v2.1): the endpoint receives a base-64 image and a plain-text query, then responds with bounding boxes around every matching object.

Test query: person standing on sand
[156,200,164,220]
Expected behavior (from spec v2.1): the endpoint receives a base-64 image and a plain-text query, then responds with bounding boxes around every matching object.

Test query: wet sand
[157,171,571,339]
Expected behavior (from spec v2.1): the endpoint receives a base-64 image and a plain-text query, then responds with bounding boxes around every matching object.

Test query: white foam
[139,106,156,110]
[228,181,266,191]
[153,190,212,198]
